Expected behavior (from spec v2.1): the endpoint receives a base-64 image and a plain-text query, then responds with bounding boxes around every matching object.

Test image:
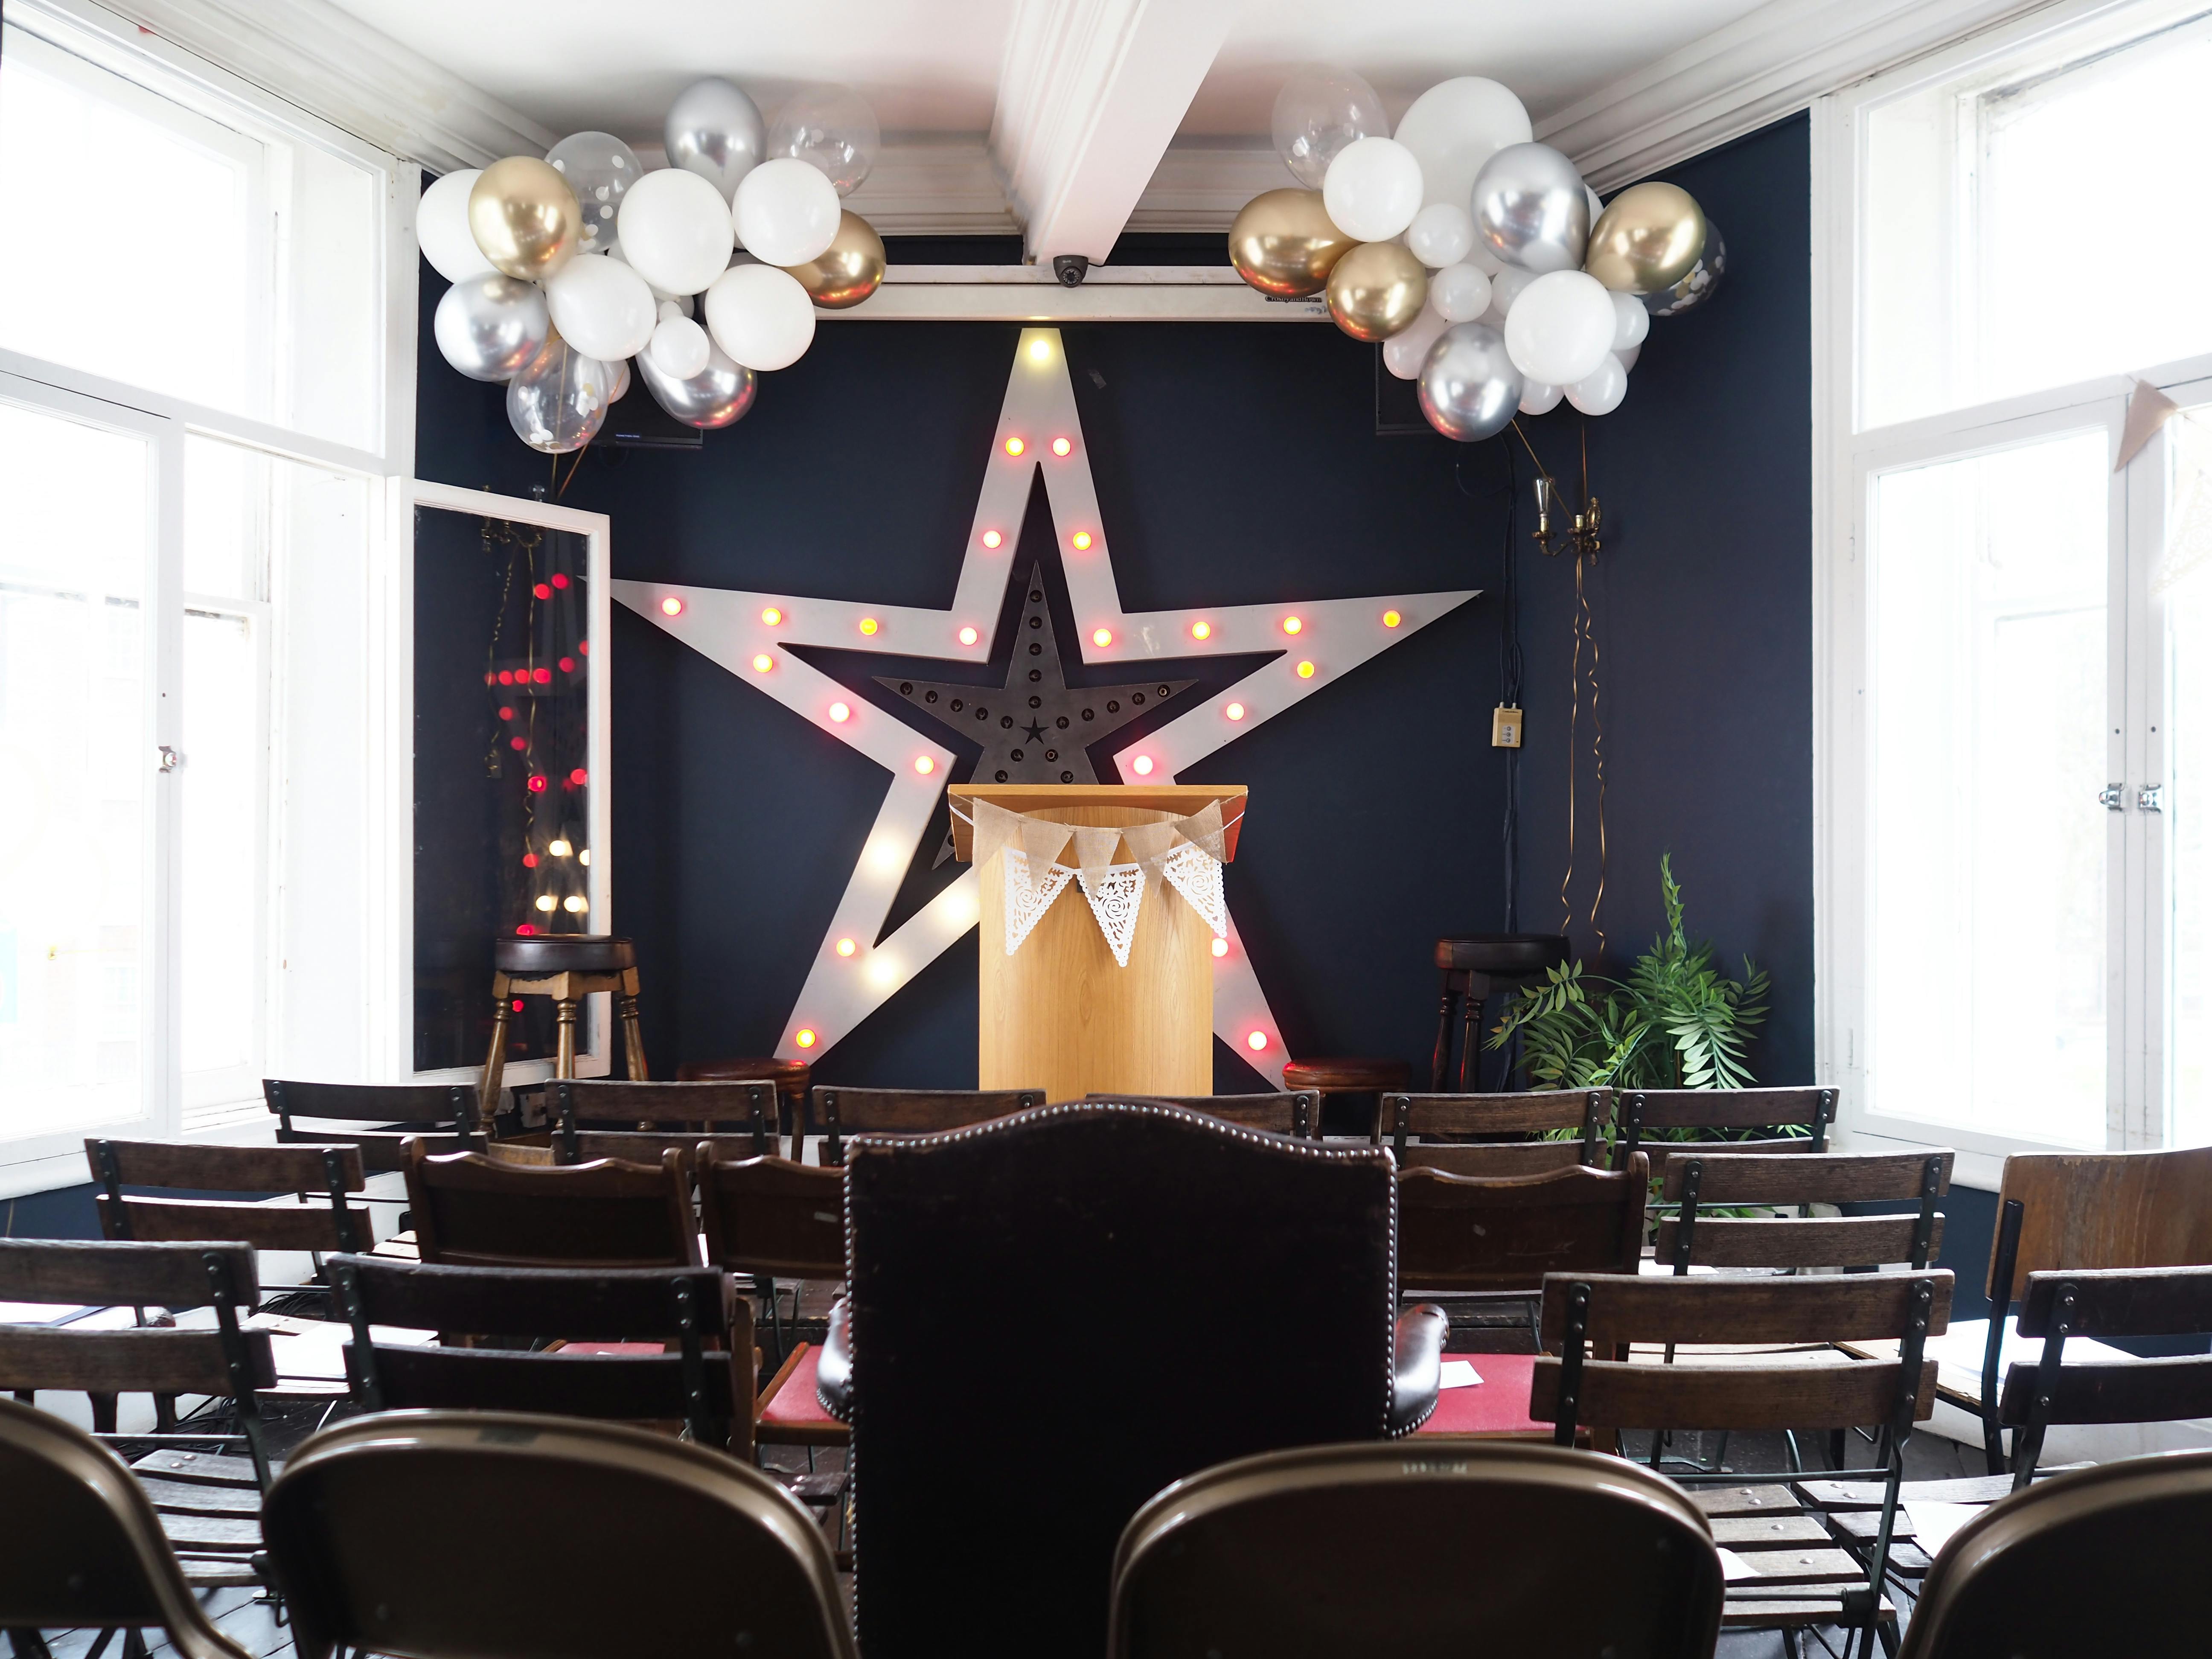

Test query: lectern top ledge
[946,783,1249,864]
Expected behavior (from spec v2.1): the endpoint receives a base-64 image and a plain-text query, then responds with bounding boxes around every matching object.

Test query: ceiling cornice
[1539,0,2057,190]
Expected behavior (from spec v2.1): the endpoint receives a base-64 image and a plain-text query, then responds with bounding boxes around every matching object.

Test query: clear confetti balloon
[1642,219,1726,316]
[545,131,642,255]
[767,84,881,196]
[505,332,614,454]
[1271,65,1387,190]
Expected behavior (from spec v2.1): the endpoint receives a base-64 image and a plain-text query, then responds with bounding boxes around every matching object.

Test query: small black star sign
[1021,719,1048,743]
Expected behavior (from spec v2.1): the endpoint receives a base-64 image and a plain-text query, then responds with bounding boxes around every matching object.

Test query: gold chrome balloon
[468,157,583,282]
[1324,241,1427,342]
[1228,188,1355,298]
[784,210,886,309]
[1583,182,1706,294]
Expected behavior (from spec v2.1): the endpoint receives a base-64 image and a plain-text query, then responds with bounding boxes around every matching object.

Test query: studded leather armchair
[818,1099,1442,1659]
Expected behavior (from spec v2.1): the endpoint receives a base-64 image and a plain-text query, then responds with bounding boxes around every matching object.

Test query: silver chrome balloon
[665,76,766,201]
[1643,218,1726,316]
[434,274,549,382]
[635,339,757,429]
[546,130,643,254]
[1471,142,1591,275]
[1418,322,1523,442]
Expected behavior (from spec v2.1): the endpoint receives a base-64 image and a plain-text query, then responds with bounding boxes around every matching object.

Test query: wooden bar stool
[1432,934,1570,1091]
[678,1056,813,1143]
[480,934,647,1116]
[1281,1057,1411,1141]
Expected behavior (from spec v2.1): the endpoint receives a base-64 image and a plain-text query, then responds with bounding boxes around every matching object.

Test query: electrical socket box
[1492,704,1523,748]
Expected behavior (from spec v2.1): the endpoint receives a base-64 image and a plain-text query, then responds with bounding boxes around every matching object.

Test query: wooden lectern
[950,783,1246,1102]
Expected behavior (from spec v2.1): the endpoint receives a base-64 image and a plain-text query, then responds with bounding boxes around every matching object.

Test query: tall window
[1822,0,2212,1164]
[0,0,401,1190]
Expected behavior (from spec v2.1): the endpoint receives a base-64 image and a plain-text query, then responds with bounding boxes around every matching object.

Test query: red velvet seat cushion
[760,1344,839,1428]
[1412,1352,1550,1435]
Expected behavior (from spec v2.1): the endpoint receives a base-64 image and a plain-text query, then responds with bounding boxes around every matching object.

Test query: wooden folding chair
[260,1412,857,1659]
[0,1241,277,1589]
[807,1086,1044,1167]
[1382,1088,1612,1163]
[1659,1149,1953,1277]
[1084,1091,1319,1138]
[86,1141,373,1286]
[696,1147,845,1374]
[262,1079,483,1172]
[0,1395,252,1659]
[548,1077,780,1163]
[1536,1269,1950,1656]
[1109,1441,1723,1657]
[400,1139,698,1268]
[1614,1086,1837,1179]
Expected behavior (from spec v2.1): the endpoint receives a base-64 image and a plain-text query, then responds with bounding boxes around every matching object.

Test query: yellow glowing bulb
[859,617,879,636]
[1028,338,1051,362]
[1246,1030,1269,1052]
[914,755,935,774]
[829,701,851,723]
[1382,609,1402,628]
[981,530,1002,549]
[835,938,856,957]
[659,595,684,617]
[958,626,979,646]
[534,893,556,912]
[579,848,591,866]
[1071,531,1092,551]
[1296,661,1316,679]
[1092,628,1112,647]
[548,838,571,857]
[760,606,782,625]
[1132,755,1155,777]
[1211,937,1229,958]
[563,894,587,914]
[1051,437,1071,457]
[1191,621,1211,640]
[751,652,773,672]
[795,1028,817,1048]
[1225,702,1245,721]
[1004,436,1025,457]
[1282,616,1302,634]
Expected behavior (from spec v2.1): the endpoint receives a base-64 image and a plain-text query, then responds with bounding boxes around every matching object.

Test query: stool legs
[1458,972,1493,1092]
[480,973,513,1119]
[1431,975,1457,1092]
[555,997,580,1079]
[617,984,649,1082]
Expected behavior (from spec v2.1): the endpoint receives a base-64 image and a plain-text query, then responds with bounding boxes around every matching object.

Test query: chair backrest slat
[1084,1092,1318,1138]
[97,1196,374,1254]
[1398,1156,1647,1292]
[87,1139,367,1193]
[1615,1087,1836,1179]
[1997,1355,2212,1429]
[0,1327,276,1397]
[331,1255,731,1337]
[552,1079,778,1161]
[1531,1351,1940,1433]
[1397,1141,1588,1177]
[2016,1263,2212,1337]
[0,1238,261,1310]
[401,1140,698,1268]
[1382,1090,1610,1161]
[809,1086,1045,1165]
[1654,1214,1946,1270]
[1539,1269,1953,1348]
[697,1151,846,1280]
[1660,1149,1952,1206]
[264,1078,480,1126]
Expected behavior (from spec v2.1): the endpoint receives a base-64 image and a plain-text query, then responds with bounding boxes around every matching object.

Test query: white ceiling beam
[990,0,1244,265]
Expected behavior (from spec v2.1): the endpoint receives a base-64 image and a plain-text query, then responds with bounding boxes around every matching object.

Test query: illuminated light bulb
[1071,531,1092,551]
[515,923,536,936]
[579,848,591,866]
[512,997,525,1011]
[1297,661,1316,679]
[1092,628,1113,648]
[549,838,571,857]
[569,767,588,786]
[533,582,551,600]
[579,640,590,655]
[533,667,551,684]
[1132,755,1155,777]
[563,894,587,914]
[1211,937,1229,958]
[760,606,783,626]
[558,656,575,673]
[1051,437,1071,457]
[498,706,515,720]
[1225,702,1246,721]
[522,852,538,868]
[1382,609,1402,628]
[1246,1030,1269,1052]
[751,652,774,673]
[859,617,879,636]
[914,755,935,774]
[795,1028,818,1048]
[1282,616,1303,635]
[865,955,899,988]
[1190,621,1211,641]
[527,774,547,792]
[836,938,856,957]
[958,626,979,646]
[498,670,514,685]
[535,893,556,912]
[1004,436,1025,457]
[829,701,852,723]
[660,596,684,617]
[1028,338,1051,363]
[510,736,526,752]
[483,672,495,686]
[551,573,569,589]
[981,529,1002,550]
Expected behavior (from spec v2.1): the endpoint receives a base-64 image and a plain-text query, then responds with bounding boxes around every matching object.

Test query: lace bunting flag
[1002,850,1075,955]
[1159,842,1228,938]
[1076,863,1147,967]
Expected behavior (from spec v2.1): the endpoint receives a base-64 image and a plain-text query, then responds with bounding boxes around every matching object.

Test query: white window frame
[0,0,419,1198]
[1812,0,2212,1188]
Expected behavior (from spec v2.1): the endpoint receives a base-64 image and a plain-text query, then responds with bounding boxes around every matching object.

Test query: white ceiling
[327,0,1773,146]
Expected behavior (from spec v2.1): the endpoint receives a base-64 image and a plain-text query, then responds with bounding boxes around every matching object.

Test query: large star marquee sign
[611,328,1477,1085]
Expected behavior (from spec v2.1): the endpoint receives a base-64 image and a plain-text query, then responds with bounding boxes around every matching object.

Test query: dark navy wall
[410,113,1813,1096]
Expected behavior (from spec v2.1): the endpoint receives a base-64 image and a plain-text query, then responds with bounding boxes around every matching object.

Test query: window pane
[1869,429,2110,1144]
[180,610,258,1089]
[0,400,149,1142]
[2164,411,2212,1144]
[1862,4,2212,428]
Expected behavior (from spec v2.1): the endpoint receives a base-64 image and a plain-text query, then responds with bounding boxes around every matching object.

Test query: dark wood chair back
[0,1396,253,1659]
[1398,1155,1649,1294]
[1383,1088,1611,1162]
[260,1412,858,1659]
[1996,1264,2212,1486]
[400,1139,698,1268]
[327,1255,746,1452]
[1109,1440,1722,1658]
[549,1078,779,1162]
[1656,1149,1953,1272]
[1085,1091,1318,1138]
[262,1079,482,1171]
[1615,1086,1836,1178]
[1395,1140,1591,1177]
[0,1240,277,1484]
[696,1150,846,1281]
[808,1086,1045,1166]
[1894,1449,2212,1659]
[841,1101,1404,1659]
[86,1139,372,1257]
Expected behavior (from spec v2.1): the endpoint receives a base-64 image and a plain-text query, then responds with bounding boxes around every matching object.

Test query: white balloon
[1382,303,1450,379]
[1616,341,1641,372]
[1504,270,1616,387]
[420,169,495,283]
[1405,202,1475,269]
[545,253,657,361]
[732,157,841,267]
[1490,265,1536,316]
[648,313,711,379]
[1466,240,1505,277]
[615,168,735,297]
[1429,263,1493,323]
[1519,379,1563,415]
[1392,77,1533,212]
[609,356,631,405]
[704,262,816,371]
[1320,136,1425,243]
[1566,353,1628,416]
[1611,291,1650,351]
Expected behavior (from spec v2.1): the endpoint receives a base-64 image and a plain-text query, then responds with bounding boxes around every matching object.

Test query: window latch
[2139,784,2166,812]
[156,745,182,774]
[2099,783,2125,811]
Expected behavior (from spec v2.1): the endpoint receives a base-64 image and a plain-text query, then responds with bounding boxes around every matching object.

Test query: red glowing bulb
[515,923,536,936]
[527,774,547,793]
[498,706,514,720]
[552,573,570,589]
[533,667,551,684]
[510,736,527,751]
[512,998,525,1011]
[579,640,590,655]
[522,853,538,868]
[558,656,575,673]
[533,582,551,600]
[569,768,588,786]
[482,672,494,686]
[498,670,514,685]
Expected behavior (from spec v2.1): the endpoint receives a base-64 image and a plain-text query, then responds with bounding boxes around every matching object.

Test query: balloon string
[1560,549,1580,939]
[1580,544,1607,954]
